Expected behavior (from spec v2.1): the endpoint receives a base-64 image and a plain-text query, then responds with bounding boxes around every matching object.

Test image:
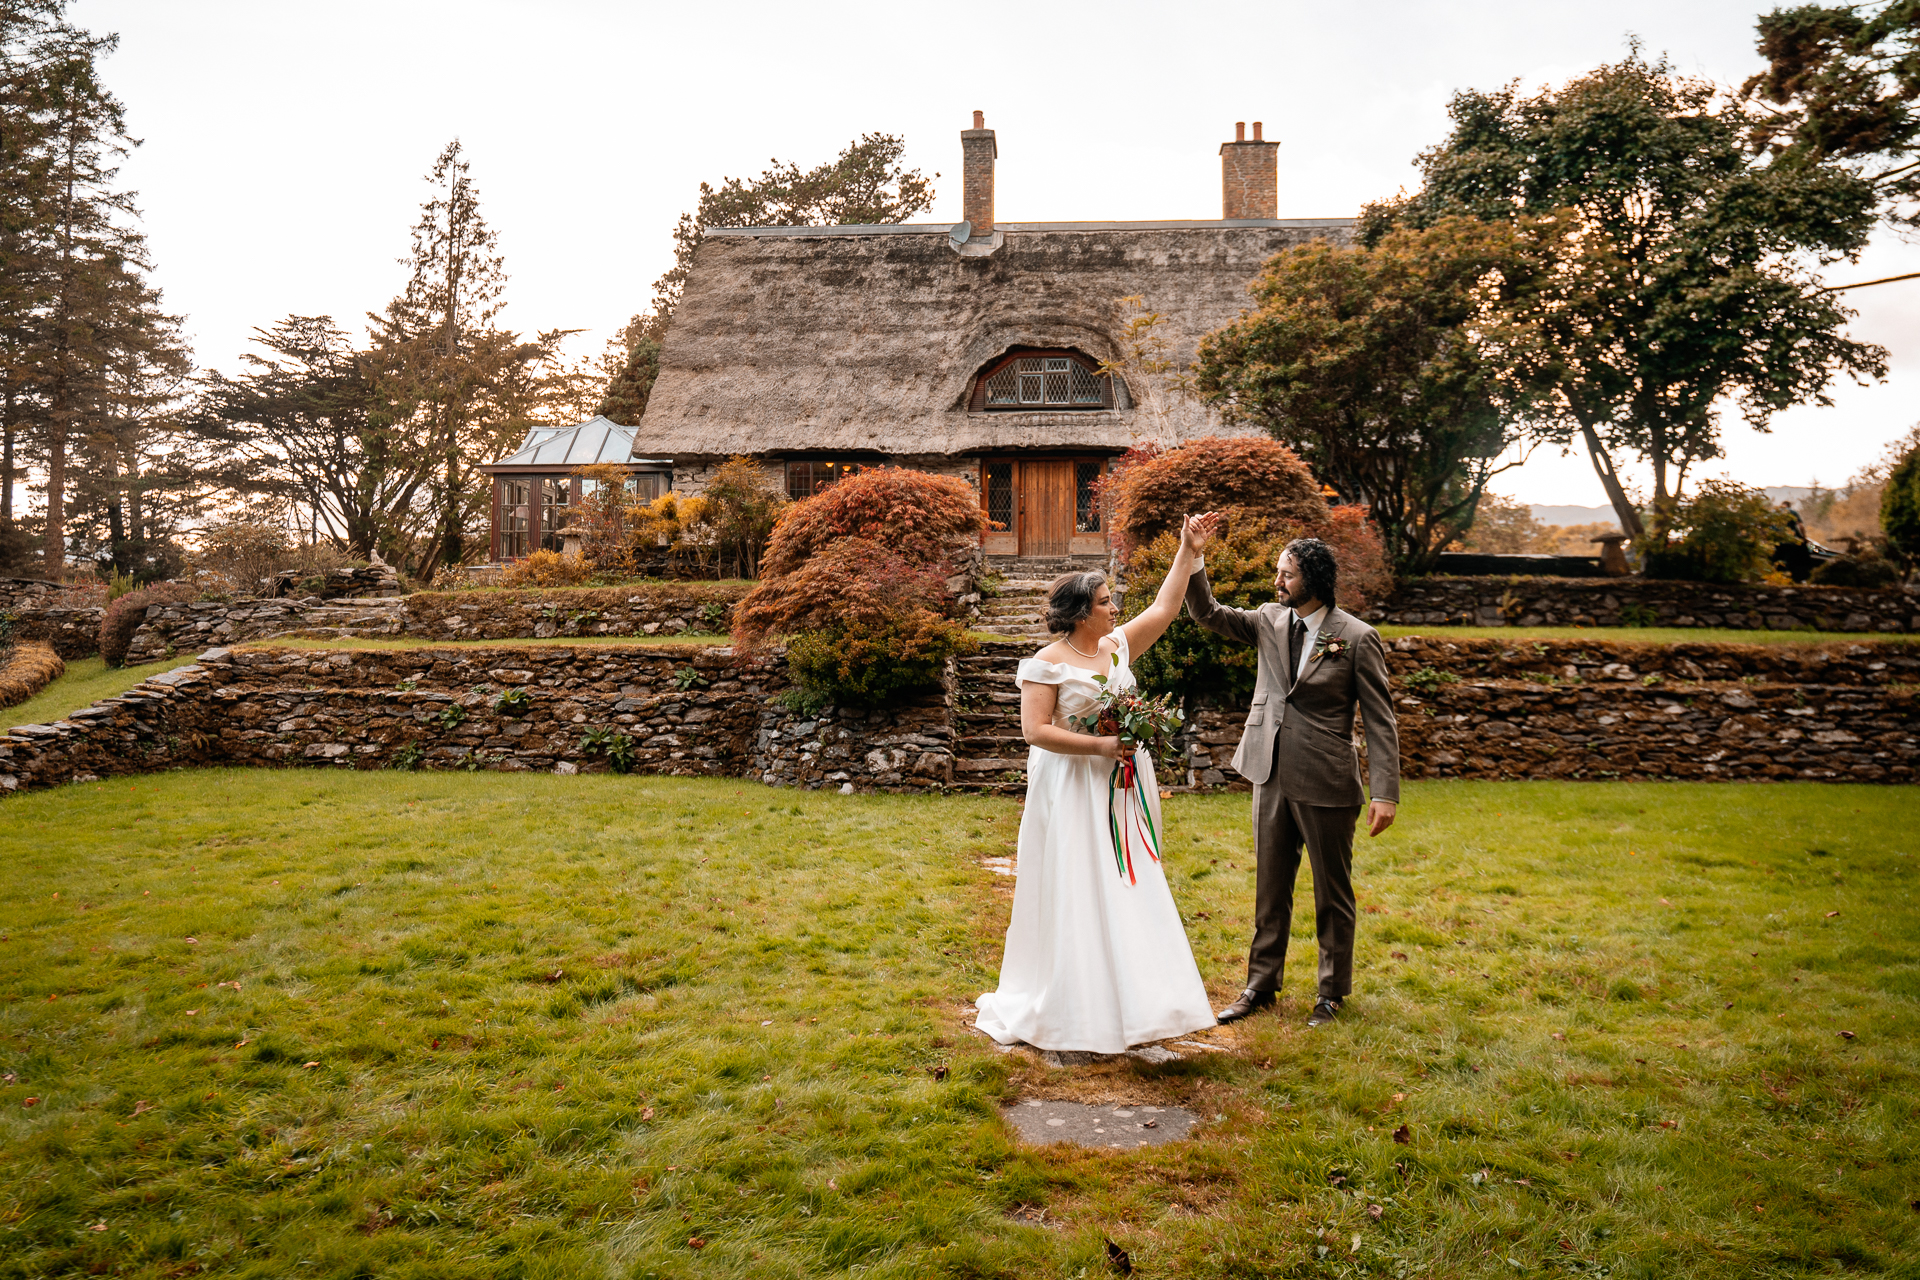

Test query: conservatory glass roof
[484,416,663,470]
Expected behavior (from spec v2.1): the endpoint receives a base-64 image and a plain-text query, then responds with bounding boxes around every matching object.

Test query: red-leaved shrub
[99,581,202,668]
[1107,436,1328,554]
[736,468,984,704]
[759,467,985,578]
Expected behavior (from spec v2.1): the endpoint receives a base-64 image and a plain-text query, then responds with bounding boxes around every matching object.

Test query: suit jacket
[1185,570,1401,806]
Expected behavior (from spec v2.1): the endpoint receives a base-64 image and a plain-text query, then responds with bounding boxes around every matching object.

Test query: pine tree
[365,139,559,578]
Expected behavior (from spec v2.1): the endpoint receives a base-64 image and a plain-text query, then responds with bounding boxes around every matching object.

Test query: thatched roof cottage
[487,116,1353,561]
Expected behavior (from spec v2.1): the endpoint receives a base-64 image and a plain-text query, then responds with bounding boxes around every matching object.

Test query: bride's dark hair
[1045,570,1107,636]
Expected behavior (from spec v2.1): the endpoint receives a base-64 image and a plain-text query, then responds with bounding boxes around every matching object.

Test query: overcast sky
[73,0,1920,509]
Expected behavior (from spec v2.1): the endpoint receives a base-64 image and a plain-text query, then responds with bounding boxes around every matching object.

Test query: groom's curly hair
[1282,537,1338,608]
[1045,570,1107,636]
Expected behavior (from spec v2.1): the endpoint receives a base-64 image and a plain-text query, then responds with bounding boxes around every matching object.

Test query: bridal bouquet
[1070,655,1186,884]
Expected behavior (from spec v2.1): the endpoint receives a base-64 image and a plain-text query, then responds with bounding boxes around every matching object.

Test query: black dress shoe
[1216,989,1276,1024]
[1306,998,1342,1027]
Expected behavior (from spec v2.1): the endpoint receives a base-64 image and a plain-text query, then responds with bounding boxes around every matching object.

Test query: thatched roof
[638,218,1354,459]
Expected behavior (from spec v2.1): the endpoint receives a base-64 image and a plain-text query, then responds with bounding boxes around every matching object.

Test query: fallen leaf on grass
[22,1097,39,1107]
[1105,1238,1133,1275]
[302,1062,319,1070]
[184,1010,197,1016]
[929,1064,949,1082]
[0,1074,11,1084]
[1367,1204,1383,1219]
[1551,1032,1566,1041]
[185,937,197,945]
[132,1100,153,1116]
[1391,1092,1405,1103]
[88,1223,105,1232]
[1392,1124,1410,1144]
[1659,898,1672,906]
[1390,951,1409,961]
[642,1107,654,1121]
[1839,1030,1856,1040]
[827,1179,838,1191]
[687,1237,705,1250]
[1657,1119,1678,1129]
[1559,1239,1574,1252]
[1825,911,1840,918]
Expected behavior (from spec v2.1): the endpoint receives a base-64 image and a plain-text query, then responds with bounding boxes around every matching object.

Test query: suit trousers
[1247,775,1361,1000]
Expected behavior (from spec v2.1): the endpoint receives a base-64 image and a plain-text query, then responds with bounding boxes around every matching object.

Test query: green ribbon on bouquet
[1106,748,1162,885]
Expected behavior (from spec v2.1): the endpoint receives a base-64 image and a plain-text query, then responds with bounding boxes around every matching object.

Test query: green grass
[1,775,1914,1278]
[233,634,733,652]
[1378,624,1920,646]
[4,656,199,730]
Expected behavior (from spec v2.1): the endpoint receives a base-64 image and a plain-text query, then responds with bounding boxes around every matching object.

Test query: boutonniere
[1310,635,1351,663]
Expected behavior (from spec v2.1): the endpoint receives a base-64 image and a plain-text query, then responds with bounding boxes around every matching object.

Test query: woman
[974,527,1215,1053]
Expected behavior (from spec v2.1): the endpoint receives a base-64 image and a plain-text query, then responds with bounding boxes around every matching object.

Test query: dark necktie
[1288,616,1307,681]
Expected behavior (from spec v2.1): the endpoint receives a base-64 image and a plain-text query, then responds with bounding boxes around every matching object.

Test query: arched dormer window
[969,348,1119,411]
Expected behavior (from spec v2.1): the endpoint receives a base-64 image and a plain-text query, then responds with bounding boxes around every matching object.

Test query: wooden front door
[1020,460,1075,556]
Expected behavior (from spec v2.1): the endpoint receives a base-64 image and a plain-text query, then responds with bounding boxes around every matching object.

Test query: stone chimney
[962,110,996,234]
[1220,120,1278,220]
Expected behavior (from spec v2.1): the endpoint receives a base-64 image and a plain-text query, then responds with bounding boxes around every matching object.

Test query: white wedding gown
[975,631,1217,1053]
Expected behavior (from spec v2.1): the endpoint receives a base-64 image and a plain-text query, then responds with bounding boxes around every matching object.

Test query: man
[1181,513,1400,1027]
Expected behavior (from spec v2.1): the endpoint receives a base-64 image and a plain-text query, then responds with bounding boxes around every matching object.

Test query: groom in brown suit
[1182,514,1400,1027]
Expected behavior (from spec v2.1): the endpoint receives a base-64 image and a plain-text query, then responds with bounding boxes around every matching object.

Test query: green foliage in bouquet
[1068,652,1187,773]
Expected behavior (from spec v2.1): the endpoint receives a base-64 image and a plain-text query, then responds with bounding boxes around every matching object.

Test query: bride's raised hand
[1184,512,1221,553]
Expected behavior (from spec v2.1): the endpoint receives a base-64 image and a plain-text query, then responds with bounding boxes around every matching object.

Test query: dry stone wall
[122,584,751,665]
[1182,635,1920,787]
[1368,575,1918,633]
[1,641,955,795]
[4,634,1914,798]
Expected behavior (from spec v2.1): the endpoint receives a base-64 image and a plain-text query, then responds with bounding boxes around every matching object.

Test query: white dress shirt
[1293,604,1328,682]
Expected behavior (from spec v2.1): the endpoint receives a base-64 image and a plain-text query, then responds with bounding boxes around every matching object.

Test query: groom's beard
[1279,583,1313,611]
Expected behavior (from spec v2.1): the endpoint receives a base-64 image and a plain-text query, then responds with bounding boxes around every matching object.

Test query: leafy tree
[1883,438,1920,570]
[1743,1,1920,230]
[1452,492,1550,554]
[1364,50,1886,538]
[1194,217,1539,573]
[699,456,787,579]
[651,133,935,324]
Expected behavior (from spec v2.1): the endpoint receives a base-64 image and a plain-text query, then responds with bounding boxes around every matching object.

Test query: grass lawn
[230,634,733,653]
[4,656,200,731]
[1377,624,1920,646]
[0,775,1914,1278]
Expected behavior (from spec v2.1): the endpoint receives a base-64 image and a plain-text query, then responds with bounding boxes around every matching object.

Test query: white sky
[69,0,1920,509]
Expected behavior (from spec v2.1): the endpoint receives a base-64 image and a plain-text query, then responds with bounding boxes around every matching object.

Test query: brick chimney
[1220,120,1278,220]
[962,110,996,234]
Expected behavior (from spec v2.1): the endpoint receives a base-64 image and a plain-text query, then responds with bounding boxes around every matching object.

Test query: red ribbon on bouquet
[1106,748,1163,884]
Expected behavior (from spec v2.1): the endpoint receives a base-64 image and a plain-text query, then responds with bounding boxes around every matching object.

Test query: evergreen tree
[364,139,560,578]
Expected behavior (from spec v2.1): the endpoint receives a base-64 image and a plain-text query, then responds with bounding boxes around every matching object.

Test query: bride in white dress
[975,529,1216,1052]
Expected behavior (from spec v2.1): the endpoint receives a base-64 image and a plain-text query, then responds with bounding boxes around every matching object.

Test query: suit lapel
[1297,609,1349,689]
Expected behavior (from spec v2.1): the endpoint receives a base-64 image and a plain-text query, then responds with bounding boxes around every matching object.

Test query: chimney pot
[962,113,997,235]
[1235,121,1246,142]
[1252,121,1263,141]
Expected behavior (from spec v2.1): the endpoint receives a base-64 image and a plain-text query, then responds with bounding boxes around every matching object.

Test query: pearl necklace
[1065,638,1104,659]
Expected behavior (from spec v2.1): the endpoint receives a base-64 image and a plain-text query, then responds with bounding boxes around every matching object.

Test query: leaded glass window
[977,351,1110,409]
[1075,461,1103,533]
[985,462,1014,532]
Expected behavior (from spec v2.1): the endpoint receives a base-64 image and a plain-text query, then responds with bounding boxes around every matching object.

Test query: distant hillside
[1530,487,1815,530]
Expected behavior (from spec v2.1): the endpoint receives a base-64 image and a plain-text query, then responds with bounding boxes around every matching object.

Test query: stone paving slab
[1001,1098,1199,1148]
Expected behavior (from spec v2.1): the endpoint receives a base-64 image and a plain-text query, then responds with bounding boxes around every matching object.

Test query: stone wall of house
[1367,575,1918,632]
[122,584,752,665]
[1,641,955,795]
[1181,635,1920,787]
